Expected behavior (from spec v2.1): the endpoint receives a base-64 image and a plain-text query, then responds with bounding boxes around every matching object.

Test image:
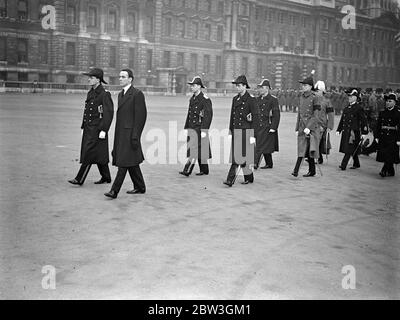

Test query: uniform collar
[93,84,103,94]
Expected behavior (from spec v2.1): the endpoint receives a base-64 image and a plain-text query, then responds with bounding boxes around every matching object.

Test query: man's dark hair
[121,68,134,80]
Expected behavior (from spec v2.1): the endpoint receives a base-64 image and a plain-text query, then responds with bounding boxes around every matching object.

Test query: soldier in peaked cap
[291,75,322,178]
[179,76,213,177]
[336,88,368,170]
[374,94,400,177]
[254,79,280,169]
[223,75,258,187]
[68,68,114,186]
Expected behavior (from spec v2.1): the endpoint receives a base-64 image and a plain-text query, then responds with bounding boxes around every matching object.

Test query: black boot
[179,160,192,177]
[304,158,316,177]
[292,157,302,177]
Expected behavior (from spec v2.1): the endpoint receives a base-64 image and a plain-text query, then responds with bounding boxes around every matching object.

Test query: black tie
[121,90,125,97]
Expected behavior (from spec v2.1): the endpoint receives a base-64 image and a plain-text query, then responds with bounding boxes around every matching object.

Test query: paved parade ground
[0,92,399,299]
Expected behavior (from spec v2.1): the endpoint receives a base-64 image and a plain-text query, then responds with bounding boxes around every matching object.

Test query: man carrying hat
[68,68,114,186]
[374,93,400,177]
[291,75,321,177]
[223,75,258,187]
[336,88,368,170]
[179,76,213,177]
[254,79,280,170]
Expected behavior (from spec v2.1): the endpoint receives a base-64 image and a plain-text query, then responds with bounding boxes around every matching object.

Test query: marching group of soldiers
[68,68,400,198]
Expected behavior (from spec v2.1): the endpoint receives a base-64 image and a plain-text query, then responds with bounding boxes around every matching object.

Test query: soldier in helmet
[179,76,213,177]
[336,88,368,170]
[223,75,258,187]
[374,93,400,177]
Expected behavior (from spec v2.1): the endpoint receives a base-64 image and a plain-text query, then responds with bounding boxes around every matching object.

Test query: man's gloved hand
[336,131,340,136]
[201,132,207,138]
[375,138,379,143]
[250,137,256,144]
[295,131,298,136]
[131,138,139,150]
[397,141,400,146]
[303,128,311,135]
[99,131,106,139]
[269,129,276,133]
[81,129,84,137]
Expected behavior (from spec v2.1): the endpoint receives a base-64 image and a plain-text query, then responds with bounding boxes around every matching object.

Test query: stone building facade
[0,0,399,92]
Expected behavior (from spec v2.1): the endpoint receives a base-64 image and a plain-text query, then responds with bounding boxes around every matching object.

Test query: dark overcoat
[80,84,114,165]
[184,91,213,161]
[375,107,400,164]
[112,86,147,167]
[228,91,258,165]
[337,102,368,155]
[255,93,280,154]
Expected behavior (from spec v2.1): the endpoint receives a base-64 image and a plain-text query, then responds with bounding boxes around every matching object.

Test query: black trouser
[75,163,111,184]
[111,166,145,194]
[340,153,360,169]
[226,163,253,184]
[381,163,395,176]
[293,157,315,175]
[255,153,273,167]
[182,158,209,175]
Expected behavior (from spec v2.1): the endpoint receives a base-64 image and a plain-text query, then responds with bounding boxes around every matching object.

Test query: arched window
[18,0,28,20]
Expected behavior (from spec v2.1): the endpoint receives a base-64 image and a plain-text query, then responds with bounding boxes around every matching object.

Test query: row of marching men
[68,68,400,200]
[179,74,400,186]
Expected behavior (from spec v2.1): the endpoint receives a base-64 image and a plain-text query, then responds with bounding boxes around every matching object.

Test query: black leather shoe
[127,189,146,194]
[104,190,117,199]
[350,165,360,169]
[303,172,316,177]
[379,171,386,177]
[241,180,254,185]
[68,179,82,185]
[339,165,346,170]
[261,165,273,169]
[195,172,208,176]
[179,171,190,177]
[94,178,111,184]
[254,165,258,170]
[291,172,298,177]
[223,180,233,187]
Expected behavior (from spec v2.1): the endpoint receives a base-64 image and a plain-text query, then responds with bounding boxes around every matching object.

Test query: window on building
[163,51,170,68]
[364,46,369,60]
[241,57,248,75]
[203,55,210,73]
[206,0,212,12]
[109,46,116,68]
[39,73,48,82]
[88,6,97,27]
[363,69,367,81]
[256,58,263,77]
[0,37,6,61]
[66,42,75,65]
[217,1,224,15]
[278,12,284,24]
[177,19,185,38]
[146,15,154,34]
[108,8,117,31]
[205,23,211,41]
[300,38,305,52]
[190,53,197,72]
[321,39,327,56]
[216,55,222,76]
[333,42,338,56]
[288,36,294,51]
[194,0,199,10]
[265,32,270,46]
[66,75,75,83]
[127,12,136,32]
[177,52,184,67]
[0,0,7,18]
[38,40,48,64]
[192,21,199,39]
[146,49,152,71]
[129,47,135,69]
[239,25,248,43]
[17,39,28,63]
[217,25,223,42]
[349,44,353,58]
[269,11,274,22]
[18,0,28,20]
[240,4,248,16]
[302,16,307,28]
[332,66,337,83]
[278,34,283,47]
[66,4,76,24]
[341,43,346,57]
[89,44,96,66]
[0,71,7,80]
[322,64,328,80]
[322,17,329,30]
[354,69,358,82]
[18,72,28,81]
[165,17,172,36]
[340,67,345,82]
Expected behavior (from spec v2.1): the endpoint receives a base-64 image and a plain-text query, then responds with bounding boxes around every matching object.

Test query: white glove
[201,132,206,138]
[250,137,256,144]
[336,131,340,136]
[327,128,331,133]
[375,138,379,143]
[81,129,83,136]
[269,129,276,133]
[361,134,367,140]
[303,128,311,135]
[99,131,106,139]
[397,141,400,146]
[295,131,298,136]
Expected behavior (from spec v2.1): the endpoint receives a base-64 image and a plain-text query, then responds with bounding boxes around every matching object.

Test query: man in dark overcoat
[254,79,280,169]
[179,76,213,177]
[336,88,368,170]
[375,94,400,177]
[104,69,147,199]
[223,75,258,187]
[68,68,114,186]
[291,76,321,178]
